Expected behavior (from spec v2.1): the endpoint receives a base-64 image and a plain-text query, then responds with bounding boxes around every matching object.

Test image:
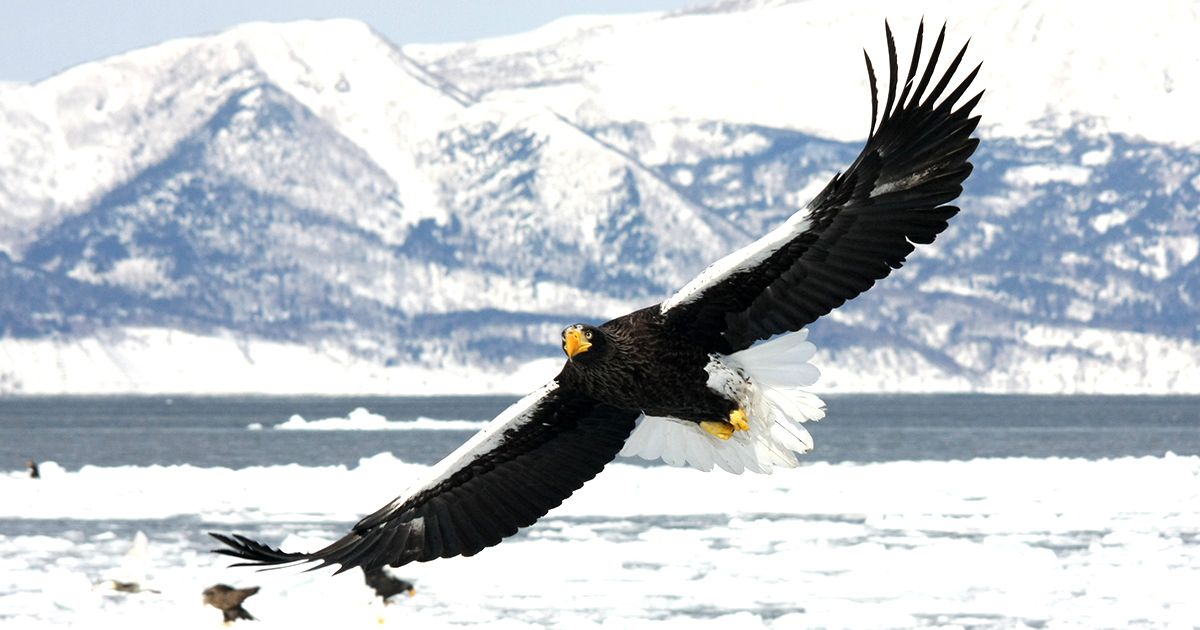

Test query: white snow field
[3,453,1198,629]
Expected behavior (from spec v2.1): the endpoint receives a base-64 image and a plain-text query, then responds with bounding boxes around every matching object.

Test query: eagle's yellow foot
[729,408,749,432]
[700,409,749,440]
[700,420,735,440]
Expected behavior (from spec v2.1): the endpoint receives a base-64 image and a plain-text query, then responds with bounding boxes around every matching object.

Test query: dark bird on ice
[211,21,982,574]
[202,584,259,623]
[27,459,40,479]
[363,566,416,604]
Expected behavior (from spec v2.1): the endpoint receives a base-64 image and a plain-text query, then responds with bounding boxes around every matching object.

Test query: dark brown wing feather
[210,384,638,572]
[663,21,982,353]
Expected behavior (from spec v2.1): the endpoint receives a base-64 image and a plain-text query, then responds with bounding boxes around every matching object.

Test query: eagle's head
[561,324,606,363]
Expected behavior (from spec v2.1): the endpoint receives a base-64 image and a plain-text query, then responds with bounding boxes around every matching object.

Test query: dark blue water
[2,394,1198,471]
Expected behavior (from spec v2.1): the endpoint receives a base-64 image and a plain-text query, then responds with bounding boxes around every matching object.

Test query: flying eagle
[212,21,981,572]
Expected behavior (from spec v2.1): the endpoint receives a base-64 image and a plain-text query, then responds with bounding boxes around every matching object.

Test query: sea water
[1,395,1198,628]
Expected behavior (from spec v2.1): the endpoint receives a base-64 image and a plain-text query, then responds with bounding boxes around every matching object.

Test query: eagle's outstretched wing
[661,21,982,354]
[211,382,638,571]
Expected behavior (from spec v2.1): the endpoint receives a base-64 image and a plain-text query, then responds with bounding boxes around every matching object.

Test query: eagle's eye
[584,330,593,340]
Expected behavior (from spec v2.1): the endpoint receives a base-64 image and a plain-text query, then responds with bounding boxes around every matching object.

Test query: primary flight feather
[211,21,982,572]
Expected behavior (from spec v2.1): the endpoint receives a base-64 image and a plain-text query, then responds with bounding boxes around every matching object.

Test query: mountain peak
[0,17,457,255]
[218,17,378,44]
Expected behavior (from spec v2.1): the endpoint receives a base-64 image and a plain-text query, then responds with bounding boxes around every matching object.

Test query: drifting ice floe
[265,408,488,432]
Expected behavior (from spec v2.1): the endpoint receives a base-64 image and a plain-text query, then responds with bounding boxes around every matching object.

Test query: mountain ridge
[1,1,1197,394]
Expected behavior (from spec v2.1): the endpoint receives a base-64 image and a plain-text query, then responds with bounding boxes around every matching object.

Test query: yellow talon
[701,409,749,440]
[729,408,749,432]
[700,420,734,440]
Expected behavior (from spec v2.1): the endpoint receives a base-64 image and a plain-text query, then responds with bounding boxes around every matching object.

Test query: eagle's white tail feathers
[618,330,826,474]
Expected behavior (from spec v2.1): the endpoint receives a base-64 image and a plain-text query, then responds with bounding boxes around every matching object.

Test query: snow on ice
[2,454,1198,628]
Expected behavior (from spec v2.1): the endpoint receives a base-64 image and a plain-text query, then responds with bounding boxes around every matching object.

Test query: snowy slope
[0,19,461,255]
[408,0,1200,146]
[1,0,1198,394]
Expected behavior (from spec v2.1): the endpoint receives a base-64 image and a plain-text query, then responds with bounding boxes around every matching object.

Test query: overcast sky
[0,0,700,82]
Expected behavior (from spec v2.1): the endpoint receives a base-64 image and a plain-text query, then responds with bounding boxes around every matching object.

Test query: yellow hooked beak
[564,327,592,359]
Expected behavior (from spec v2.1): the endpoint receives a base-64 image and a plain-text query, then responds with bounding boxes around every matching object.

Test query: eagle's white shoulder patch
[660,213,814,313]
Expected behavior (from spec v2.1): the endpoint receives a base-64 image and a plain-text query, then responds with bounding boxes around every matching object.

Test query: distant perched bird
[104,531,154,590]
[212,21,981,573]
[96,579,160,594]
[202,584,259,623]
[363,566,416,604]
[26,459,39,479]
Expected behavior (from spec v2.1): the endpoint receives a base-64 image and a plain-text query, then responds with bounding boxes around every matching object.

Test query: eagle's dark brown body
[558,306,739,424]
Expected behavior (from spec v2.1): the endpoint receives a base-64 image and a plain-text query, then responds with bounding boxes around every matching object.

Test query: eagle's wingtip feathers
[208,531,314,569]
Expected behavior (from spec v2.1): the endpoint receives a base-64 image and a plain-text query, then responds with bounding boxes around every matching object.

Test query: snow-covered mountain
[1,0,1197,394]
